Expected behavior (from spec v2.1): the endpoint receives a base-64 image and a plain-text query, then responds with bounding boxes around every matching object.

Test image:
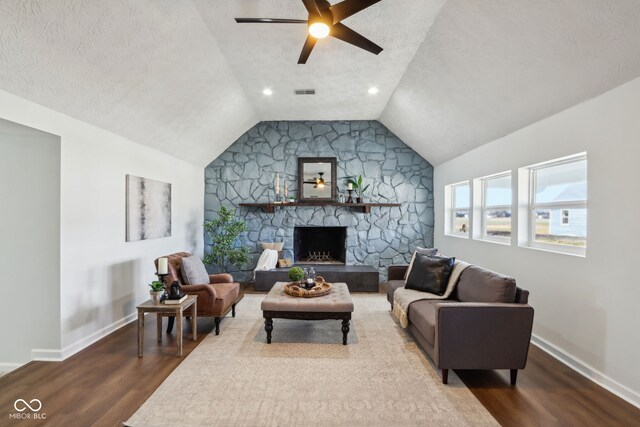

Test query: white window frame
[479,172,512,244]
[527,154,587,256]
[446,181,471,238]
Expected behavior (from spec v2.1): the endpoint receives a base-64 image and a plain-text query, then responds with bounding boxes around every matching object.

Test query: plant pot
[150,290,164,304]
[356,197,363,204]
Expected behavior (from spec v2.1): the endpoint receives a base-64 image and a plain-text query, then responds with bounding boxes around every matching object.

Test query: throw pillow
[404,247,439,281]
[180,256,210,285]
[405,254,456,295]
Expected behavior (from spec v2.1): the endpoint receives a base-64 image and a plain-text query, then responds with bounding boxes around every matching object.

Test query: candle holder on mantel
[346,189,354,203]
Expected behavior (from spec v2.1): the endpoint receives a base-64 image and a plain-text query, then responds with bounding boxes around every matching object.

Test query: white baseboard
[61,313,138,360]
[31,313,138,362]
[531,334,640,409]
[0,362,23,375]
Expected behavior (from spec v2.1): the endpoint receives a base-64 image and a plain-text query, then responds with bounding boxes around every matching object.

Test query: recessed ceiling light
[368,87,379,95]
[263,88,273,96]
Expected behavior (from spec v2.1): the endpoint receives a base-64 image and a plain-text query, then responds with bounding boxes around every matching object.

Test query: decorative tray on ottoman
[284,277,332,298]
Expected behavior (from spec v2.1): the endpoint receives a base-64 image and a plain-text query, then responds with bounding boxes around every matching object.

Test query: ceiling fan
[235,0,383,64]
[303,172,327,188]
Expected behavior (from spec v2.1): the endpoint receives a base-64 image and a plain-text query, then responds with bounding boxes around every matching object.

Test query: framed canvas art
[126,174,171,241]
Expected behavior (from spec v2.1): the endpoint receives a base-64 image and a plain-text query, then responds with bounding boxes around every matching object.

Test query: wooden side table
[136,295,197,357]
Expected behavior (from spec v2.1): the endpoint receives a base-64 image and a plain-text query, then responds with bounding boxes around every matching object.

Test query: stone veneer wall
[204,121,434,282]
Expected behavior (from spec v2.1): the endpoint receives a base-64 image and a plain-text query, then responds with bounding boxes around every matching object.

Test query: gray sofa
[387,264,534,385]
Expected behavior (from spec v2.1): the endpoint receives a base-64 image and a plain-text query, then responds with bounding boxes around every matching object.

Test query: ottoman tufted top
[261,282,354,313]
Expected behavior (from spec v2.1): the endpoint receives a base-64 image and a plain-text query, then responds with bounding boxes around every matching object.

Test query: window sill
[445,233,470,240]
[519,243,586,258]
[475,238,511,246]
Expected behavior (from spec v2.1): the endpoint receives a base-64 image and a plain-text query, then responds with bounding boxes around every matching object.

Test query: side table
[136,295,197,357]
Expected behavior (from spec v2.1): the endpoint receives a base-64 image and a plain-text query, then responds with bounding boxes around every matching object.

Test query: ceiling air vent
[294,89,316,95]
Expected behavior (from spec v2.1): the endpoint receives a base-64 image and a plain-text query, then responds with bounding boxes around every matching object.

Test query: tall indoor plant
[204,206,250,272]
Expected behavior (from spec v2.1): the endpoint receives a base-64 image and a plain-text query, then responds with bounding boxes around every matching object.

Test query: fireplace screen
[293,226,347,264]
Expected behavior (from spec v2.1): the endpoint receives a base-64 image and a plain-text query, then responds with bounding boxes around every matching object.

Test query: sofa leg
[232,303,236,318]
[510,369,518,385]
[166,316,175,334]
[442,369,449,384]
[214,317,221,335]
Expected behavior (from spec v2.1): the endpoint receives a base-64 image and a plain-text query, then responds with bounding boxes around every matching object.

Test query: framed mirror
[297,157,337,202]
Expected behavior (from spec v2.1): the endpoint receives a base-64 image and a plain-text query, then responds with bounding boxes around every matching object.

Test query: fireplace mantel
[239,202,401,214]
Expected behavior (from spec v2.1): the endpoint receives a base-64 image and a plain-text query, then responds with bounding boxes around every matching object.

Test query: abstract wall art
[126,174,171,241]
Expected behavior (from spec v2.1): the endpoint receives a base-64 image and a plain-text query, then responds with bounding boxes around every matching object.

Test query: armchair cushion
[180,255,210,285]
[211,282,241,315]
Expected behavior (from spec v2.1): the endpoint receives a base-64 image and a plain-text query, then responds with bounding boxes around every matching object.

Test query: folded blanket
[253,249,278,280]
[392,261,470,328]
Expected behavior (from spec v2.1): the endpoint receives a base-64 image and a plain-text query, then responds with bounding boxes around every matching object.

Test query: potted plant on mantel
[148,281,165,304]
[348,175,370,204]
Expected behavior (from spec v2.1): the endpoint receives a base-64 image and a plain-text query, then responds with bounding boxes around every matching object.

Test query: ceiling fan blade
[235,18,308,24]
[298,35,317,64]
[330,23,383,55]
[302,0,322,17]
[329,0,381,24]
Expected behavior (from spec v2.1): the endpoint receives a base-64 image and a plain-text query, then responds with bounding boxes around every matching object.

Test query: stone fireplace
[294,226,347,264]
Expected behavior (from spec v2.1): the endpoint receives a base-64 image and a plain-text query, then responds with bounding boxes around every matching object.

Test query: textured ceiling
[195,0,446,120]
[380,0,640,164]
[1,1,640,166]
[0,0,258,166]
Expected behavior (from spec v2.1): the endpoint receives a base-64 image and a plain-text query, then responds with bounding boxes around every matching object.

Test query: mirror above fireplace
[297,157,337,202]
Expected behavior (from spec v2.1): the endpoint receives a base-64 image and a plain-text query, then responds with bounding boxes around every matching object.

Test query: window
[528,154,587,254]
[447,182,470,237]
[480,172,512,243]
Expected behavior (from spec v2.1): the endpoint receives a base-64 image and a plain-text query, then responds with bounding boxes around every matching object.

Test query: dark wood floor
[1,289,639,427]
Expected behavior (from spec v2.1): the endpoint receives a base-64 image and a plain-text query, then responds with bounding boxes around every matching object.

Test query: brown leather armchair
[155,252,243,335]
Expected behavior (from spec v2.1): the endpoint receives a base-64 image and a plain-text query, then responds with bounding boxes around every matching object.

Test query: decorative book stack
[164,294,187,305]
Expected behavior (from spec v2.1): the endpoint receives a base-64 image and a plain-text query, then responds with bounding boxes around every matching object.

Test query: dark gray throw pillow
[405,254,456,295]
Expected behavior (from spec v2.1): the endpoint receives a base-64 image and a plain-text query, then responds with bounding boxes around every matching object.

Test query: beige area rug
[126,294,498,427]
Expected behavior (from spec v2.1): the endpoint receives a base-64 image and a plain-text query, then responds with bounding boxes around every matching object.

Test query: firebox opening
[293,226,347,265]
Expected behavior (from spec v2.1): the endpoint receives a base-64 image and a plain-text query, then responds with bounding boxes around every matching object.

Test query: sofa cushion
[180,256,210,285]
[455,265,517,303]
[386,280,405,305]
[404,247,438,281]
[405,254,455,295]
[407,300,458,346]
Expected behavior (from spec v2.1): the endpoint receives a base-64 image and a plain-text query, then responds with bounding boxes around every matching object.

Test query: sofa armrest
[209,273,233,284]
[435,303,534,369]
[180,284,217,307]
[387,265,409,281]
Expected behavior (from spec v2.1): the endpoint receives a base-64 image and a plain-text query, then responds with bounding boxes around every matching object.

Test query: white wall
[0,89,204,362]
[434,77,640,406]
[0,119,60,370]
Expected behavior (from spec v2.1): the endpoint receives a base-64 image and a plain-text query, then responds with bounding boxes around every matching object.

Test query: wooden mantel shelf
[239,202,401,214]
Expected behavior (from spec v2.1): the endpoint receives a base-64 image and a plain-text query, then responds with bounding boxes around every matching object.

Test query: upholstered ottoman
[260,282,354,345]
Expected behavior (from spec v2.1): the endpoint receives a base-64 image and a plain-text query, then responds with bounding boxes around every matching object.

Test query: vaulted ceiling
[1,0,640,167]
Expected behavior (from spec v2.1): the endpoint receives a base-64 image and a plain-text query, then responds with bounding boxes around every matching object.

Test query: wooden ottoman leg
[232,303,236,317]
[342,316,350,345]
[166,316,175,334]
[214,317,221,336]
[264,317,273,344]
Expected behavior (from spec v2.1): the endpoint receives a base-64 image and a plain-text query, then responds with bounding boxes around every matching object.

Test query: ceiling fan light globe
[309,22,330,39]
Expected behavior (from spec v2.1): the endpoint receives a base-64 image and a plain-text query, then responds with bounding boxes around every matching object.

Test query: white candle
[275,173,280,195]
[284,182,288,198]
[158,257,168,275]
[347,182,353,190]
